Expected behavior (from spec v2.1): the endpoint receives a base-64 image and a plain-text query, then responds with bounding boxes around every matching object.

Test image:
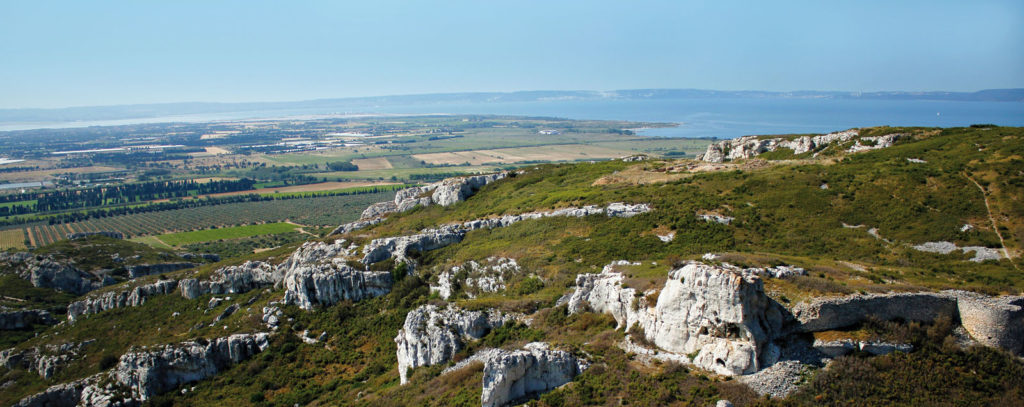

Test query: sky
[1,0,1022,109]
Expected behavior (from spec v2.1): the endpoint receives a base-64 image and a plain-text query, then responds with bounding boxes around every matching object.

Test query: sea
[3,98,1023,139]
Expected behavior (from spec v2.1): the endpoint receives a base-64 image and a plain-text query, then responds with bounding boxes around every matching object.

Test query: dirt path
[964,173,1018,271]
[284,220,317,237]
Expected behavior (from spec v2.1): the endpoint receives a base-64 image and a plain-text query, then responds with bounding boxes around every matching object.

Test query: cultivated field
[154,222,301,246]
[23,192,394,247]
[412,144,632,165]
[0,229,26,250]
[199,181,398,198]
[351,157,393,170]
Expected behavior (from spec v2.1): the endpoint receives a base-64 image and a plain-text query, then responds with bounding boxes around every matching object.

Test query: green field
[154,222,301,246]
[23,191,395,247]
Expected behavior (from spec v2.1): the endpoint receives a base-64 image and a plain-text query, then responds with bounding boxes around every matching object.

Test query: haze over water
[3,97,1022,139]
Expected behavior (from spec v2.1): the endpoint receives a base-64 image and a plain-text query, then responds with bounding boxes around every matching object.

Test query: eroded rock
[567,262,785,375]
[480,342,588,407]
[395,304,515,384]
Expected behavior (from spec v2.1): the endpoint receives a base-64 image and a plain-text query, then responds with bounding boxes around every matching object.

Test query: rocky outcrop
[362,225,467,265]
[330,217,385,236]
[115,333,270,401]
[1,252,102,295]
[179,261,281,300]
[792,290,1024,356]
[67,279,179,323]
[13,374,131,407]
[791,292,958,333]
[697,213,734,225]
[394,304,515,384]
[282,263,392,310]
[953,292,1024,355]
[362,203,651,266]
[357,173,507,221]
[361,201,398,220]
[698,129,871,162]
[278,240,357,272]
[431,257,520,300]
[0,309,55,330]
[480,342,588,407]
[566,262,785,375]
[126,263,195,279]
[1,341,94,379]
[912,241,1004,262]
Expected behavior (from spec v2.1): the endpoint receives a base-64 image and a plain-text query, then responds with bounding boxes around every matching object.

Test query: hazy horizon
[2,0,1022,109]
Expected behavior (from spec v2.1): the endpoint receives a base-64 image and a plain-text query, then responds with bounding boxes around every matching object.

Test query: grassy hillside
[2,126,1021,406]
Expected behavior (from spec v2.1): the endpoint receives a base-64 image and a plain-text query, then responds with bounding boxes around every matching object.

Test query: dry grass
[351,157,393,170]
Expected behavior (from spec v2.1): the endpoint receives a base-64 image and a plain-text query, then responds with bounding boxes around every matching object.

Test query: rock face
[115,333,270,401]
[1,341,93,379]
[431,257,521,300]
[283,263,392,310]
[67,279,179,322]
[13,374,127,407]
[356,173,507,221]
[126,263,195,279]
[330,217,384,236]
[950,292,1024,355]
[394,304,515,384]
[277,239,393,310]
[480,342,588,407]
[0,252,101,295]
[362,225,467,265]
[0,309,55,330]
[791,292,959,333]
[179,261,281,300]
[791,290,1024,356]
[566,262,785,375]
[698,129,868,162]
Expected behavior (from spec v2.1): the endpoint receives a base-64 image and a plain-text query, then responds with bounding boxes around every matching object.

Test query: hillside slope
[2,125,1022,407]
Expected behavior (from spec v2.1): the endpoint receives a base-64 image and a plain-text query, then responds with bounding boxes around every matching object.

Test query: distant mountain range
[1,88,1021,125]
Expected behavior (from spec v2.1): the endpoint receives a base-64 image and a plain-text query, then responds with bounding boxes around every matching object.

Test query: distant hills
[1,88,1021,126]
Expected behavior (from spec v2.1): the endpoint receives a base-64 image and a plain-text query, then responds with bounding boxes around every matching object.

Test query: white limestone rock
[480,342,588,407]
[360,201,398,220]
[68,279,179,322]
[361,225,466,265]
[566,262,785,375]
[282,263,393,310]
[698,129,863,162]
[394,304,515,384]
[330,217,384,236]
[430,257,521,300]
[115,333,270,401]
[430,173,506,207]
[0,252,102,295]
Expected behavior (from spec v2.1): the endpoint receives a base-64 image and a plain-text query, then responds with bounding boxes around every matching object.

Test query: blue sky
[1,0,1021,108]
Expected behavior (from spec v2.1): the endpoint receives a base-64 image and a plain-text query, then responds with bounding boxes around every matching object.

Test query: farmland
[22,191,393,247]
[0,229,26,250]
[154,222,302,246]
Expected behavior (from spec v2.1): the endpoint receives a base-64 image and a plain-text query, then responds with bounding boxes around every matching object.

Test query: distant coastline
[1,88,1021,129]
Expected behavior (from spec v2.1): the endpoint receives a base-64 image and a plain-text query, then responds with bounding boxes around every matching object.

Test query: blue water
[3,98,1022,139]
[366,98,1024,139]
